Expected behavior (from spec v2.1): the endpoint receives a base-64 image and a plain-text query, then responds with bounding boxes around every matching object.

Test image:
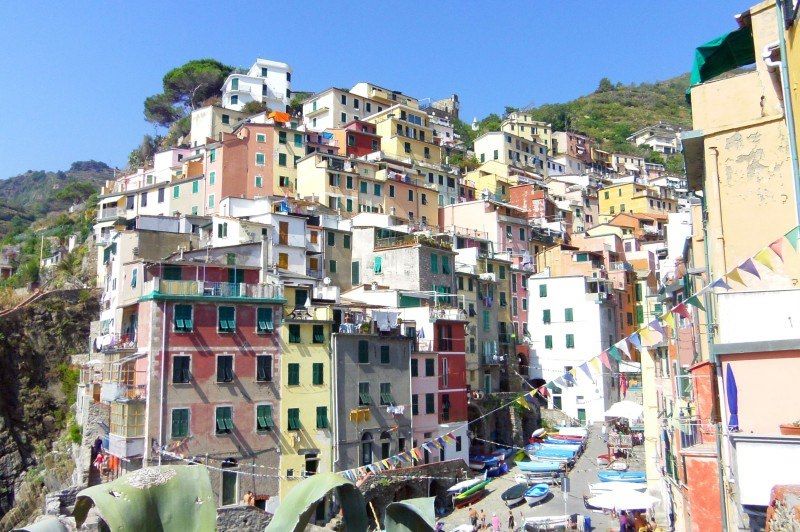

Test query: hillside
[0,161,113,219]
[523,73,692,154]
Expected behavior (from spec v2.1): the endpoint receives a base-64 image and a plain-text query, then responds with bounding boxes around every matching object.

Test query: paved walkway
[440,424,645,531]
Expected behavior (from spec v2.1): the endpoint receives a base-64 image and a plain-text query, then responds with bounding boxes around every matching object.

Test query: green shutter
[380,345,390,364]
[431,253,439,274]
[327,232,335,246]
[257,404,273,431]
[316,406,328,429]
[174,305,193,331]
[343,235,351,249]
[358,340,369,363]
[288,363,300,385]
[411,359,418,377]
[636,304,644,325]
[351,261,360,285]
[442,256,450,274]
[565,308,573,322]
[257,355,272,382]
[566,334,575,348]
[288,324,301,343]
[543,309,551,324]
[257,308,273,333]
[216,407,233,433]
[545,335,553,349]
[425,358,435,376]
[425,393,435,414]
[171,409,189,438]
[373,256,382,273]
[539,284,547,297]
[312,362,324,385]
[287,408,301,430]
[218,306,235,331]
[313,324,325,344]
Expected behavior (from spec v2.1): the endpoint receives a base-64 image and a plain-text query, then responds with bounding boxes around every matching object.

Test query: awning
[687,24,755,100]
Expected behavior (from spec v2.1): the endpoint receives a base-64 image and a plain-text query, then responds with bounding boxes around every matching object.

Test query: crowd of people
[617,510,663,532]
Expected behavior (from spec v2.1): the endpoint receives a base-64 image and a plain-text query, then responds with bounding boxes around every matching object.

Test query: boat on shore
[588,481,647,495]
[446,475,485,494]
[501,483,528,506]
[453,479,491,508]
[518,460,564,473]
[468,455,498,471]
[524,483,551,505]
[523,514,573,530]
[597,470,646,483]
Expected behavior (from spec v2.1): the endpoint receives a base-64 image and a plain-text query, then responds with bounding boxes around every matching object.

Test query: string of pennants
[339,226,800,482]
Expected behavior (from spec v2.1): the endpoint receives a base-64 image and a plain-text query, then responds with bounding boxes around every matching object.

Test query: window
[256,133,266,143]
[255,175,263,188]
[313,325,325,344]
[341,112,347,123]
[442,394,451,421]
[424,147,430,158]
[288,362,300,385]
[329,259,337,273]
[172,356,190,384]
[380,345,390,364]
[256,307,274,334]
[404,142,411,154]
[380,383,394,405]
[456,436,462,452]
[545,335,553,349]
[222,114,230,125]
[208,194,215,209]
[173,185,180,199]
[412,394,419,415]
[278,131,287,144]
[278,153,287,166]
[543,309,551,324]
[256,404,274,432]
[158,188,165,203]
[316,406,328,429]
[340,94,347,105]
[140,191,148,207]
[374,184,381,196]
[358,382,371,405]
[442,256,450,274]
[287,408,301,430]
[343,234,351,249]
[352,261,360,285]
[171,408,189,438]
[312,362,324,385]
[230,94,238,105]
[431,253,439,274]
[425,358,435,376]
[358,340,369,363]
[218,306,235,332]
[565,308,574,322]
[539,284,548,297]
[566,334,575,348]
[411,359,418,377]
[255,152,265,166]
[327,231,335,246]
[217,222,228,238]
[359,181,367,193]
[288,324,301,343]
[217,355,233,383]
[499,265,506,280]
[482,310,490,332]
[215,406,233,435]
[256,355,272,382]
[425,393,435,414]
[174,304,193,332]
[407,189,414,201]
[278,252,288,269]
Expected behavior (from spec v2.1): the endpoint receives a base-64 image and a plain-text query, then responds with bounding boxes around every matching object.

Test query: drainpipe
[699,194,729,531]
[775,0,800,223]
[157,300,167,466]
[708,147,728,274]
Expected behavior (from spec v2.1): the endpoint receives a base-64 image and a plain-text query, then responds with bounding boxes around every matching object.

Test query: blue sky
[0,1,753,178]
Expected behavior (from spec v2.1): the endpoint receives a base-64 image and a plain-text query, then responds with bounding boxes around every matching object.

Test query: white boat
[557,426,588,438]
[524,483,550,505]
[523,514,571,530]
[586,491,659,511]
[609,460,629,471]
[588,481,648,495]
[447,475,485,494]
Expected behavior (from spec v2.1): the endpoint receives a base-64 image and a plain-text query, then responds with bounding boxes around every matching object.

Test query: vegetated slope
[0,161,113,218]
[523,73,692,154]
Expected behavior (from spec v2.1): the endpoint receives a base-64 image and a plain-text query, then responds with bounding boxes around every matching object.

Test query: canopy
[604,400,644,421]
[726,364,739,431]
[687,24,755,100]
[587,491,659,511]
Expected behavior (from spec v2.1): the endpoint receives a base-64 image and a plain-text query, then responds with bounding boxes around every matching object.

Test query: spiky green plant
[265,472,368,532]
[72,465,216,531]
[385,497,436,532]
[14,517,69,532]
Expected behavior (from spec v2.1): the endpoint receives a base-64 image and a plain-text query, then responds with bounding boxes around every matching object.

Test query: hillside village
[5,1,800,528]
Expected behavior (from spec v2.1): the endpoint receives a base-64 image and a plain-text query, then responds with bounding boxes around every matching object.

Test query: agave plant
[384,497,436,532]
[266,472,368,532]
[14,517,69,532]
[72,465,216,531]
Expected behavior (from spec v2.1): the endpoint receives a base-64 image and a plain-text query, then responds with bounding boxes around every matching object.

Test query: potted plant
[779,419,800,436]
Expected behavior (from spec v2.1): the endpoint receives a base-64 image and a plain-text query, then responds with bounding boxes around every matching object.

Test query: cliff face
[0,289,97,521]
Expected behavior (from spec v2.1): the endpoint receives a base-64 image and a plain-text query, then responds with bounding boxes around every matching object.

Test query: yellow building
[598,182,678,221]
[783,1,800,171]
[366,105,443,164]
[465,160,544,202]
[278,283,334,499]
[501,111,554,154]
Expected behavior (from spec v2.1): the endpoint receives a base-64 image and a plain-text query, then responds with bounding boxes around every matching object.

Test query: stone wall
[217,505,272,531]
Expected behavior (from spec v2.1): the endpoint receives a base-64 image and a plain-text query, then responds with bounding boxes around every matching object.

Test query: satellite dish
[323,277,331,286]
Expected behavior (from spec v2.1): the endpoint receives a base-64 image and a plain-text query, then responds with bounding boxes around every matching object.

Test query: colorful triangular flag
[673,303,691,319]
[649,319,665,336]
[685,295,705,311]
[608,345,623,361]
[588,357,602,375]
[628,332,642,350]
[739,258,761,279]
[639,327,659,347]
[726,268,746,286]
[785,226,800,251]
[579,362,594,382]
[769,238,785,260]
[516,396,531,410]
[614,339,631,360]
[661,310,676,331]
[599,351,611,369]
[754,248,777,271]
[711,278,732,291]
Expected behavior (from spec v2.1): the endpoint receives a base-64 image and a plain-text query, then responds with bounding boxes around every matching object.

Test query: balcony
[97,207,122,221]
[284,305,333,322]
[429,307,468,322]
[498,333,513,345]
[97,333,137,353]
[144,278,284,302]
[416,338,465,353]
[374,234,452,252]
[483,353,507,366]
[609,261,633,272]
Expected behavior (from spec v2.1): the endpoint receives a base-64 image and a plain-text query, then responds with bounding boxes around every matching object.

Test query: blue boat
[517,460,563,473]
[524,483,551,505]
[486,462,509,477]
[539,442,582,453]
[597,470,646,483]
[525,444,576,459]
[544,437,585,446]
[469,455,499,471]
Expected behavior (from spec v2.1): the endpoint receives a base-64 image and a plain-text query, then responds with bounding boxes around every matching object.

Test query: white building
[474,131,547,175]
[626,122,683,155]
[221,58,292,112]
[552,154,587,176]
[302,88,384,131]
[527,274,619,424]
[190,105,249,147]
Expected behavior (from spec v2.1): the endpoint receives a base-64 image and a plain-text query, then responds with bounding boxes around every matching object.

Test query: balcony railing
[429,307,468,322]
[416,338,465,352]
[374,234,452,252]
[148,279,284,301]
[97,207,122,221]
[483,353,507,365]
[97,333,137,353]
[610,261,634,272]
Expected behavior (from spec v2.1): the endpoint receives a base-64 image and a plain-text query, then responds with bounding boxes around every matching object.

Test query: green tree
[143,93,183,127]
[504,106,520,117]
[240,100,270,115]
[596,77,614,93]
[665,154,685,174]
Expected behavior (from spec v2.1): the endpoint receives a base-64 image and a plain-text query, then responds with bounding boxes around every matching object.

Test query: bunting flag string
[336,225,800,482]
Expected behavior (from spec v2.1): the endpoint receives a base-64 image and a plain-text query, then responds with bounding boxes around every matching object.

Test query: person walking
[507,510,515,531]
[619,510,633,532]
[491,512,500,531]
[468,505,478,530]
[479,508,486,529]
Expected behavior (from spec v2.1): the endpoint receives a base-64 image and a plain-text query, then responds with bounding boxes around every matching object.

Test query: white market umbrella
[604,400,644,421]
[586,491,659,511]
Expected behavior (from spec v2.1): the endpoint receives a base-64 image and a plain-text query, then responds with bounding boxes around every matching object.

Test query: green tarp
[687,24,756,100]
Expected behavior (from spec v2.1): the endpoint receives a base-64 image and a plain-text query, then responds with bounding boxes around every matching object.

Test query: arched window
[380,431,391,459]
[361,432,373,466]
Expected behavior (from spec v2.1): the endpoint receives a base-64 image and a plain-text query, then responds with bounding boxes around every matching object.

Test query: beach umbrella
[604,400,644,421]
[726,364,739,431]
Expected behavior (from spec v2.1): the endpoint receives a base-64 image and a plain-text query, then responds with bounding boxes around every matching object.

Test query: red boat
[454,489,487,509]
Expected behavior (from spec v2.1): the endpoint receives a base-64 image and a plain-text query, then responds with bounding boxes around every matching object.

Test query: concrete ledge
[712,338,800,356]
